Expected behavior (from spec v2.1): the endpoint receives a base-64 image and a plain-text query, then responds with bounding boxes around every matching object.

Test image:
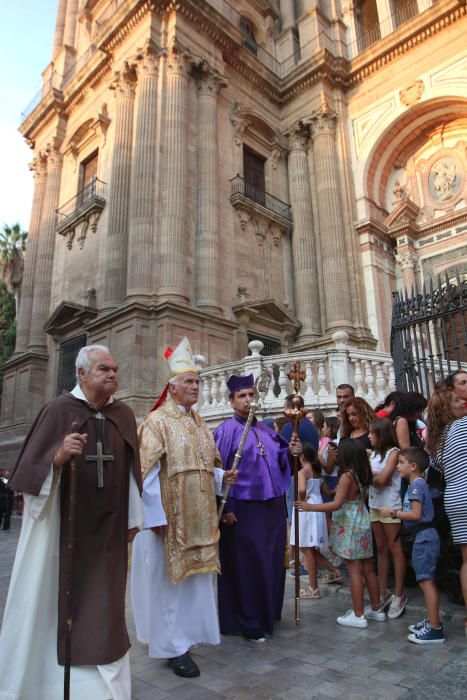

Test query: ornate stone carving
[166,44,197,78]
[236,208,250,231]
[75,219,89,250]
[395,250,417,271]
[310,101,337,138]
[399,80,425,108]
[230,101,249,146]
[392,179,408,205]
[284,120,309,151]
[429,157,459,201]
[196,63,228,97]
[110,62,137,98]
[270,146,282,169]
[134,39,160,78]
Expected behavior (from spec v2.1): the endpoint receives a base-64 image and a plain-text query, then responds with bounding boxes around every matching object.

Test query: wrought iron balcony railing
[56,177,106,223]
[55,178,106,249]
[230,175,292,222]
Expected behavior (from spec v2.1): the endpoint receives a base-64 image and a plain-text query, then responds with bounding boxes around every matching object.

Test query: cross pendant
[257,441,266,456]
[85,439,115,488]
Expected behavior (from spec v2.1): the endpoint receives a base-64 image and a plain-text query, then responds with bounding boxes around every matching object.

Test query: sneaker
[379,589,392,611]
[387,594,408,619]
[290,564,307,577]
[408,617,428,634]
[407,623,445,645]
[243,630,266,643]
[337,610,368,629]
[364,606,386,622]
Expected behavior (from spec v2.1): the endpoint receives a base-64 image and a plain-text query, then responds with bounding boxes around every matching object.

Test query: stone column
[63,0,78,48]
[158,47,192,302]
[15,154,47,353]
[310,105,351,333]
[280,0,295,32]
[28,143,63,351]
[126,43,159,299]
[53,0,68,59]
[281,229,295,313]
[376,0,397,36]
[286,122,321,342]
[195,67,227,312]
[396,250,417,290]
[103,63,136,309]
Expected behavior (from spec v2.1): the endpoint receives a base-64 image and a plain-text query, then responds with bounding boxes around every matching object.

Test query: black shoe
[242,630,266,643]
[167,651,200,678]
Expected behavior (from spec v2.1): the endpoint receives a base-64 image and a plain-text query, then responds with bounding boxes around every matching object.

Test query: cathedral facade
[1,0,466,464]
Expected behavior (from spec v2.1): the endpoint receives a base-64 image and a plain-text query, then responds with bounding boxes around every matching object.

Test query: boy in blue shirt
[381,447,444,644]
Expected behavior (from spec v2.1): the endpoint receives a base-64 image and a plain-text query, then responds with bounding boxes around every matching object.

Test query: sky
[0,2,58,231]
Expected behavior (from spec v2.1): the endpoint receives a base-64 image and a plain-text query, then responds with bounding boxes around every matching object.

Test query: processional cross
[85,412,114,488]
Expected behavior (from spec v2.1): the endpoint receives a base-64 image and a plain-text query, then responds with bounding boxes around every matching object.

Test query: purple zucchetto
[226,373,255,395]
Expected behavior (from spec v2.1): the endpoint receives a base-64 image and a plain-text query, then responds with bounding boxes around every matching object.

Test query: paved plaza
[1,515,466,699]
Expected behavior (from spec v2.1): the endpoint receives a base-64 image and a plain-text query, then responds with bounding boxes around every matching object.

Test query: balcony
[56,177,106,250]
[230,175,292,226]
[197,336,395,427]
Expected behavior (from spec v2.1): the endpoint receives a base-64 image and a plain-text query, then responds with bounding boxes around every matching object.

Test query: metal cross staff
[284,360,307,626]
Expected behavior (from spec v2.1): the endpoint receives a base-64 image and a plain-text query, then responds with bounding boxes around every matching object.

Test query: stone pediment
[44,300,98,336]
[232,298,300,332]
[385,198,420,238]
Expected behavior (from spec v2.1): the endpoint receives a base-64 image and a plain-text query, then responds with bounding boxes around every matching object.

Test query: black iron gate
[391,267,466,397]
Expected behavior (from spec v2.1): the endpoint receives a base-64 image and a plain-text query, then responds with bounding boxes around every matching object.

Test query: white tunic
[131,462,224,658]
[0,386,143,700]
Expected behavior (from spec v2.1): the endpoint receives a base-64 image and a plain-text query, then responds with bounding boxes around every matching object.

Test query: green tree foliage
[0,280,16,395]
[0,223,27,263]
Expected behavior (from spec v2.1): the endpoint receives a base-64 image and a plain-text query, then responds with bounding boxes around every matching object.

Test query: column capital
[110,61,137,98]
[395,250,417,271]
[29,151,47,179]
[166,44,197,78]
[196,63,228,98]
[134,39,161,79]
[45,140,63,168]
[310,102,337,138]
[284,120,310,152]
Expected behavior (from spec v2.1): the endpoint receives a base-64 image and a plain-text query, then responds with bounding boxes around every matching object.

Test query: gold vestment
[138,398,222,584]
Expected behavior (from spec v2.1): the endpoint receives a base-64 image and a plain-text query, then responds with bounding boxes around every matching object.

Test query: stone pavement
[1,515,466,699]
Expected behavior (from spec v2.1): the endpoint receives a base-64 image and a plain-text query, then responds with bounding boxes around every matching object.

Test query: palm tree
[0,223,28,310]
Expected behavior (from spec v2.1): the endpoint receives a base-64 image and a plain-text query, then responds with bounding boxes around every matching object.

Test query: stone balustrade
[197,334,395,427]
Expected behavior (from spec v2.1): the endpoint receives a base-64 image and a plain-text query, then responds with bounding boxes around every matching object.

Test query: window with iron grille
[247,332,281,357]
[56,335,87,396]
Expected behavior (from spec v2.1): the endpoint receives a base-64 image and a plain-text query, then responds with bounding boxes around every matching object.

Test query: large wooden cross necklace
[85,411,115,488]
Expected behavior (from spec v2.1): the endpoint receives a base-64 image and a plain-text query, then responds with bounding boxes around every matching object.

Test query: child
[290,444,342,599]
[381,447,445,644]
[296,439,383,628]
[368,418,407,618]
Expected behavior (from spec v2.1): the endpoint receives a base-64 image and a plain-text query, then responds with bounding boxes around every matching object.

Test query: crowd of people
[0,339,465,699]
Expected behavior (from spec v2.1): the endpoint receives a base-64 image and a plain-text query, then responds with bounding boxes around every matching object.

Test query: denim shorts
[411,529,440,582]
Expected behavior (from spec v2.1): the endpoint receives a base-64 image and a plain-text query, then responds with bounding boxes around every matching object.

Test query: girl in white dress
[290,444,342,599]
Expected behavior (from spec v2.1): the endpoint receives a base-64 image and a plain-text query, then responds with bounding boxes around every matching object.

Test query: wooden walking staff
[217,369,272,524]
[64,421,81,700]
[284,361,307,626]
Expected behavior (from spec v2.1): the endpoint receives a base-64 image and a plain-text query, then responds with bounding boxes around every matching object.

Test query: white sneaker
[387,594,408,619]
[337,609,368,628]
[364,606,386,622]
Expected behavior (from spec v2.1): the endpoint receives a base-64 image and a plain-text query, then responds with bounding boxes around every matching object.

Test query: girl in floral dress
[296,439,383,629]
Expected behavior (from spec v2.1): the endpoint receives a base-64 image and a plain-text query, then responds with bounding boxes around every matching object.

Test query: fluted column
[103,63,136,309]
[280,0,295,31]
[159,47,192,302]
[310,105,351,332]
[126,43,159,299]
[28,143,63,351]
[286,122,321,341]
[195,67,227,312]
[53,0,68,59]
[281,230,295,313]
[15,154,47,353]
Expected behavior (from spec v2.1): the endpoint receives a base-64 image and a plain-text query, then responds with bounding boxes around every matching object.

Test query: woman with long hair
[436,370,467,409]
[426,388,467,634]
[340,397,375,450]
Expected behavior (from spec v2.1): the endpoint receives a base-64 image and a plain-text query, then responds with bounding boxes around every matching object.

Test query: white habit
[0,386,143,700]
[131,462,224,658]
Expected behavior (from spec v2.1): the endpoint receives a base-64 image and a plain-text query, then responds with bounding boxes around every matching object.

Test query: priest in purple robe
[214,374,292,643]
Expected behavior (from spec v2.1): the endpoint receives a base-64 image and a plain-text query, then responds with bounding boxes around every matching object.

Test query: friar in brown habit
[0,344,142,700]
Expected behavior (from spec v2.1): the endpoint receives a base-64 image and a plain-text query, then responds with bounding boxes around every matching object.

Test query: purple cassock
[214,413,291,636]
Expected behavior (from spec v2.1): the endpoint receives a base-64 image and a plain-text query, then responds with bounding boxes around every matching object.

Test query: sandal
[300,586,320,599]
[321,570,344,584]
